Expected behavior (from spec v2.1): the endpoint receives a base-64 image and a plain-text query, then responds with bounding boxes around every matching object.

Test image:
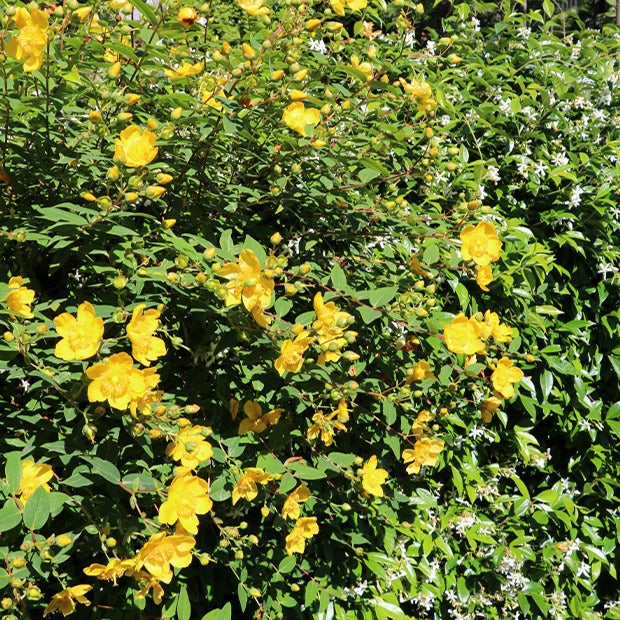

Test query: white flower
[518,25,531,39]
[486,165,501,184]
[308,38,327,55]
[404,31,416,48]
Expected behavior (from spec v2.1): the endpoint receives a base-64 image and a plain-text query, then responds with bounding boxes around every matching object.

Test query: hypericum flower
[19,460,54,504]
[114,125,158,168]
[408,360,435,382]
[6,8,49,73]
[159,473,212,534]
[43,585,92,617]
[274,331,313,376]
[410,410,434,435]
[133,570,165,605]
[83,558,134,584]
[402,438,445,474]
[53,301,104,360]
[491,357,524,399]
[237,0,269,15]
[399,78,436,114]
[281,102,321,137]
[238,401,283,435]
[312,292,354,363]
[282,484,311,520]
[201,75,228,111]
[164,61,204,79]
[217,249,274,324]
[443,314,485,355]
[329,0,367,17]
[5,276,35,318]
[126,304,166,366]
[360,456,388,497]
[481,396,503,423]
[307,399,348,446]
[476,265,493,291]
[232,468,274,505]
[128,382,163,418]
[177,7,198,27]
[86,353,158,411]
[165,425,213,469]
[285,517,319,555]
[132,532,195,583]
[460,221,502,267]
[480,310,513,343]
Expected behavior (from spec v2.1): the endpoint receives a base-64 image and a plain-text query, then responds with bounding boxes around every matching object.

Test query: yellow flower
[133,532,195,583]
[232,468,273,505]
[360,455,388,497]
[307,400,348,446]
[83,558,133,584]
[6,276,35,318]
[165,425,213,469]
[460,221,502,267]
[281,102,321,137]
[481,396,503,423]
[128,378,162,418]
[482,310,513,343]
[73,6,93,21]
[408,360,435,382]
[274,331,313,376]
[6,8,49,73]
[476,265,493,291]
[312,292,353,363]
[126,304,166,366]
[18,460,54,504]
[399,78,436,114]
[86,353,158,411]
[164,61,204,79]
[177,7,199,27]
[491,357,524,399]
[201,76,228,111]
[282,484,311,520]
[43,585,92,617]
[238,401,283,435]
[114,125,158,168]
[133,570,165,605]
[53,301,104,361]
[402,438,444,474]
[329,0,367,17]
[218,249,274,320]
[411,410,434,435]
[159,473,212,534]
[443,313,485,355]
[237,0,269,15]
[285,517,319,555]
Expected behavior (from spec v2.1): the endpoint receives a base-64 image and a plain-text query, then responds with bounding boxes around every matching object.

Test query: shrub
[0,0,618,618]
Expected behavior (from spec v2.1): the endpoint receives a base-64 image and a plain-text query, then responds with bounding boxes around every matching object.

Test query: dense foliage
[1,0,619,618]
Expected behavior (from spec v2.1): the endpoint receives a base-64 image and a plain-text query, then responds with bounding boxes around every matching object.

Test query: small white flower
[308,38,327,55]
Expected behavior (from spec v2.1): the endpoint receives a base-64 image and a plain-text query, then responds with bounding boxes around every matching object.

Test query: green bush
[0,0,618,618]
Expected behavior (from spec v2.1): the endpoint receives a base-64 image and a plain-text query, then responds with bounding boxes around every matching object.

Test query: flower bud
[109,61,122,78]
[171,107,183,120]
[178,7,198,27]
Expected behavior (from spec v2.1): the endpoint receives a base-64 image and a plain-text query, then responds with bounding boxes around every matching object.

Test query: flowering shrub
[0,0,619,618]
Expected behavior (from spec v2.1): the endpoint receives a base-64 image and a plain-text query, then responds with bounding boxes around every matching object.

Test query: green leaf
[542,0,554,17]
[176,585,191,620]
[131,0,159,24]
[540,370,553,400]
[22,486,51,530]
[305,581,319,609]
[83,457,121,485]
[5,452,22,494]
[383,400,397,425]
[367,287,398,309]
[0,498,22,532]
[358,168,381,183]
[330,263,348,292]
[278,555,296,574]
[287,462,327,480]
[358,306,382,324]
[201,603,232,620]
